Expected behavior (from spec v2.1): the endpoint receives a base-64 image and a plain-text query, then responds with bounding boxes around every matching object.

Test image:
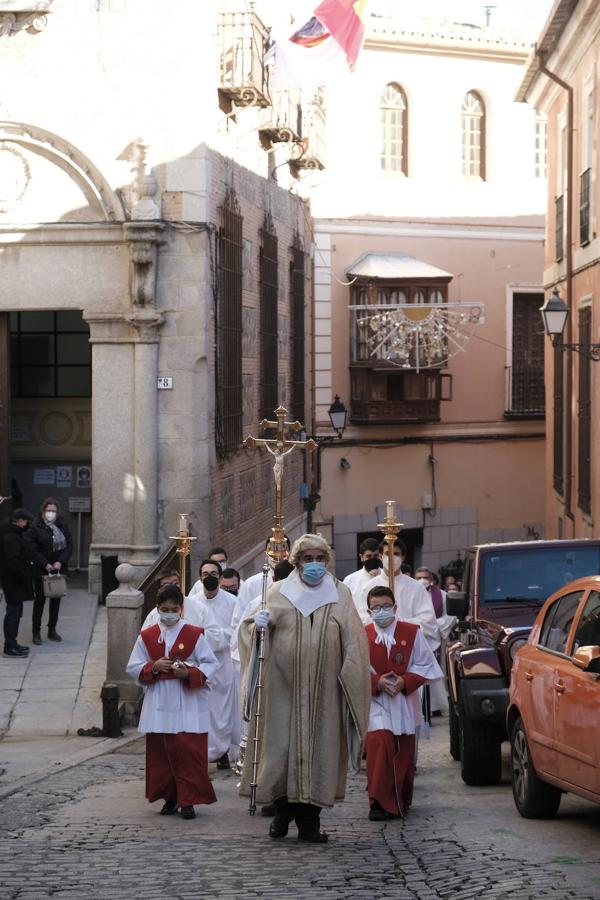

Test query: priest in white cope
[126,584,219,819]
[364,584,443,820]
[238,533,371,844]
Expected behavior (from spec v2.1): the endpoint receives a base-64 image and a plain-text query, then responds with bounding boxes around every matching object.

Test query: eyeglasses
[371,604,394,612]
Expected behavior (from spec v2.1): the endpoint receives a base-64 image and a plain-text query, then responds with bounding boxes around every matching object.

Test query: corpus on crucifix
[243,405,316,562]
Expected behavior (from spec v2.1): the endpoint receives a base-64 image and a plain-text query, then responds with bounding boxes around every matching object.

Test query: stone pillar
[132,339,159,548]
[106,563,144,722]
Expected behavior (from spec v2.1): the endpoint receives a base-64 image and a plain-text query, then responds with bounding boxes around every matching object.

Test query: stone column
[105,563,144,722]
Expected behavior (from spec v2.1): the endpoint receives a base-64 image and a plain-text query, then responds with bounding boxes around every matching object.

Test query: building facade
[0,0,314,589]
[517,0,600,542]
[303,12,547,577]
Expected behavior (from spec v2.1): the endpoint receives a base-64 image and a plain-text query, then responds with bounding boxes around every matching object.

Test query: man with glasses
[238,533,370,844]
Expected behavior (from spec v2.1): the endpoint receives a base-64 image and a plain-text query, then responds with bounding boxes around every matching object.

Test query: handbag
[42,573,67,599]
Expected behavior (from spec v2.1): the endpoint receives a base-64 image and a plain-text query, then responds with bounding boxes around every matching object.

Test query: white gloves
[254,609,270,631]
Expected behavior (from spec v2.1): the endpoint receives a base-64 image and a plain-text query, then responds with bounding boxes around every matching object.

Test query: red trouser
[145,732,216,807]
[365,729,416,817]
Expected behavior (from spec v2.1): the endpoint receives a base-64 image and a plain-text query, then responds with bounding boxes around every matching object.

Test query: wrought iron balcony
[258,88,303,147]
[217,10,270,110]
[289,90,327,173]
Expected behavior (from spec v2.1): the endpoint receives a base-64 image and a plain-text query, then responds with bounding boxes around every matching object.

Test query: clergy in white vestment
[126,584,220,819]
[239,533,371,844]
[364,584,443,820]
[342,536,382,599]
[192,558,240,767]
[356,541,439,647]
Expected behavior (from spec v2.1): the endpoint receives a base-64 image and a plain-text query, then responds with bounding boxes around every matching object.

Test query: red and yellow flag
[313,0,368,68]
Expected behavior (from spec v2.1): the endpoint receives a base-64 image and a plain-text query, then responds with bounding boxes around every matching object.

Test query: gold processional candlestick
[169,513,197,596]
[377,499,404,596]
[243,405,316,563]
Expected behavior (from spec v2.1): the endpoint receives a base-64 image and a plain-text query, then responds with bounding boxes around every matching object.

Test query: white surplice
[192,588,241,761]
[343,566,383,619]
[126,620,219,734]
[368,623,443,736]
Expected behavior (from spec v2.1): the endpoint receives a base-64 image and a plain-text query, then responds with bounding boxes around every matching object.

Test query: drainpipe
[538,55,574,527]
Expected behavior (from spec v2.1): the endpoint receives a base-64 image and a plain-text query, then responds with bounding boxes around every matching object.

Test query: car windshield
[480,545,600,605]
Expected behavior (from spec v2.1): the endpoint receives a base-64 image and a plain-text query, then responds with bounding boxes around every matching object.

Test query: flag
[268,0,369,89]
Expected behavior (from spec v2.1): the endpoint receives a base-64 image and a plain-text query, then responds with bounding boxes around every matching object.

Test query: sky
[254,0,556,40]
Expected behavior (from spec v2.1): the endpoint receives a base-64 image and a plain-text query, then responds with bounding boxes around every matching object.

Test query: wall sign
[56,466,72,488]
[76,465,91,489]
[157,376,173,390]
[34,468,55,485]
[69,496,91,513]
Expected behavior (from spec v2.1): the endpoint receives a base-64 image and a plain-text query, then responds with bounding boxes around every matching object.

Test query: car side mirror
[572,645,600,671]
[446,591,467,619]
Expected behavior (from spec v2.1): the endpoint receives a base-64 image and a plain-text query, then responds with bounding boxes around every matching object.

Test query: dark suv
[446,539,600,786]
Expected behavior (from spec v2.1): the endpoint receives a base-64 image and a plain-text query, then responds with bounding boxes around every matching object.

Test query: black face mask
[223,587,238,596]
[202,574,219,592]
[364,557,382,573]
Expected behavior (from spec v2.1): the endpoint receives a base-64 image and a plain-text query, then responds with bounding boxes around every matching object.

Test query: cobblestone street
[2,721,600,900]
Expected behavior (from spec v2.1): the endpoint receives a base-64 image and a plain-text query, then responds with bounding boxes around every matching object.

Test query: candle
[385,499,396,521]
[178,513,188,534]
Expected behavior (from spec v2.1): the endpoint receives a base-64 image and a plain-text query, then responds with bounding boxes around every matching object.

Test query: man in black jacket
[0,508,34,657]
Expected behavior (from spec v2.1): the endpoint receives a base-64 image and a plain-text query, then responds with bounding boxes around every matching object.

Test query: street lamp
[328,395,348,438]
[540,287,600,360]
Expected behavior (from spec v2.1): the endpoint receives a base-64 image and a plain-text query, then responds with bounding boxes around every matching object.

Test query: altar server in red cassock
[126,584,220,820]
[365,585,443,821]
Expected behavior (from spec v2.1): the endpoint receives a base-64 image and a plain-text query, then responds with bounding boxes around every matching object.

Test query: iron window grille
[553,343,564,495]
[289,239,305,425]
[380,83,408,175]
[259,217,279,420]
[216,190,243,458]
[577,306,592,513]
[580,168,591,246]
[555,194,564,262]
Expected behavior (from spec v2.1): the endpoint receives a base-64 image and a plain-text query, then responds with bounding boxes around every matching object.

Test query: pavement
[0,578,139,795]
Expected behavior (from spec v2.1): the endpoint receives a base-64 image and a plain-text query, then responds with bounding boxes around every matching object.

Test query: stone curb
[0,728,142,801]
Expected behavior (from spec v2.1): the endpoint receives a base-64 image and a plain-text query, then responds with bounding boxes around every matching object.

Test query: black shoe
[368,802,389,822]
[32,633,42,645]
[180,805,195,820]
[298,829,329,843]
[3,646,28,658]
[47,628,62,642]
[160,800,177,815]
[15,643,29,654]
[261,803,276,817]
[269,812,291,839]
[216,752,230,770]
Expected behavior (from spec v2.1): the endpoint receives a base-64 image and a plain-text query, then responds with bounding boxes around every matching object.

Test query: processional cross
[244,405,316,562]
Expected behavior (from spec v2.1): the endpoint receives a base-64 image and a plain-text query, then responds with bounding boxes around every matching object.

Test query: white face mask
[417,577,430,587]
[382,555,401,575]
[44,511,57,523]
[159,611,180,627]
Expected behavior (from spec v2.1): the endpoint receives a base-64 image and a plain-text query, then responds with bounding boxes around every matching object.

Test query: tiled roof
[367,14,533,51]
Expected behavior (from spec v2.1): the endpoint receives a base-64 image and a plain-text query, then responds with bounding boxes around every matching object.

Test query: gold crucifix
[244,405,316,562]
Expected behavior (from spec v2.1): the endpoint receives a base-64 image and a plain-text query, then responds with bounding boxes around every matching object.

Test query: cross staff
[244,405,316,562]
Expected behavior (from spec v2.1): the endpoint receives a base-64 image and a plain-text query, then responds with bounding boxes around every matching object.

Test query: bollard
[101,682,123,737]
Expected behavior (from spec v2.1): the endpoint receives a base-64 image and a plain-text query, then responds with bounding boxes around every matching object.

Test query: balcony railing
[217,10,270,109]
[259,88,303,147]
[290,90,326,173]
[350,397,441,424]
[504,365,545,419]
[580,168,591,246]
[555,194,564,262]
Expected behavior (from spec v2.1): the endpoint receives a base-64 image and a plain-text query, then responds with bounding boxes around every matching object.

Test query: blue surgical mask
[301,562,327,585]
[371,606,395,628]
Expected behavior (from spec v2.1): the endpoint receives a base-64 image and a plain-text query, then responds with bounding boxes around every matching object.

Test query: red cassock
[139,623,217,807]
[365,621,425,817]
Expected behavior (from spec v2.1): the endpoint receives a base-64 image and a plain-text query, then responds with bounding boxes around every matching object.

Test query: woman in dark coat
[25,497,73,644]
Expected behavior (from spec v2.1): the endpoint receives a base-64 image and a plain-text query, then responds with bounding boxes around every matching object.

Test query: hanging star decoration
[355,302,483,373]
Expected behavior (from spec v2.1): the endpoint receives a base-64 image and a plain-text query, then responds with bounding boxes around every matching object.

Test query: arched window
[462,91,485,179]
[380,83,408,174]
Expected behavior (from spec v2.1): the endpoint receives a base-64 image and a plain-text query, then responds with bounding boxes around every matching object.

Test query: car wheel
[449,699,460,761]
[459,698,502,786]
[510,717,561,819]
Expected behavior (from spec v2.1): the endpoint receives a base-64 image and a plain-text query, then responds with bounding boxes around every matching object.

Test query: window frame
[572,590,600,652]
[538,591,584,656]
[258,215,279,421]
[461,90,486,180]
[10,310,91,399]
[380,82,408,176]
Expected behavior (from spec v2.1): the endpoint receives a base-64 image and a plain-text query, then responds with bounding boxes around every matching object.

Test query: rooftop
[366,12,533,52]
[345,251,453,281]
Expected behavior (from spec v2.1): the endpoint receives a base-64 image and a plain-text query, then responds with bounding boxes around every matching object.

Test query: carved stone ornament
[0,143,31,211]
[124,221,165,308]
[0,1,52,37]
[125,308,165,343]
[131,138,160,221]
